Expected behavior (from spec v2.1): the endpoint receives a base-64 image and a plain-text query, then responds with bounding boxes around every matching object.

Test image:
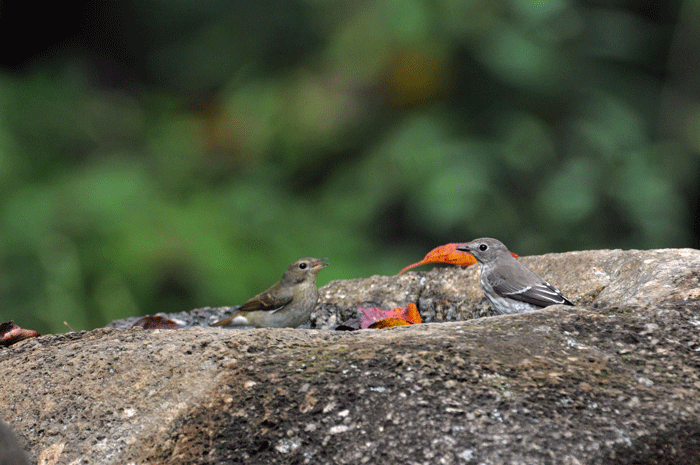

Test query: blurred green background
[1,0,699,334]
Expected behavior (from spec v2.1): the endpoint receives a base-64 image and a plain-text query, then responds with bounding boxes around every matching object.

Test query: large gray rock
[313,248,700,327]
[2,248,700,464]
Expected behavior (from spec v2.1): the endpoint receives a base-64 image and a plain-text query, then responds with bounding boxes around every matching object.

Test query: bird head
[456,238,510,265]
[285,257,329,283]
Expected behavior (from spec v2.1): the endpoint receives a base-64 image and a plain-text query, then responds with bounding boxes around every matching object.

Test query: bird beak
[312,258,329,270]
[455,244,472,252]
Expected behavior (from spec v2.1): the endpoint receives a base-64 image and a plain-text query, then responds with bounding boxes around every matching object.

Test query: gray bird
[211,257,329,328]
[457,238,573,314]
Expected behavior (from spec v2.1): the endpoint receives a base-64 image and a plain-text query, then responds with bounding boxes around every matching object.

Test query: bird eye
[478,244,488,252]
[299,263,308,269]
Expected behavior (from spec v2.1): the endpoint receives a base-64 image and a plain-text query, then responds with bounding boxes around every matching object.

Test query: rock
[0,419,29,465]
[313,248,700,327]
[1,248,700,464]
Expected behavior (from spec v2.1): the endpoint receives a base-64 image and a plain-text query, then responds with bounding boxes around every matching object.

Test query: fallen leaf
[368,318,411,329]
[357,306,397,329]
[337,303,422,330]
[399,243,518,274]
[405,302,422,324]
[399,243,474,274]
[132,316,181,330]
[0,321,40,346]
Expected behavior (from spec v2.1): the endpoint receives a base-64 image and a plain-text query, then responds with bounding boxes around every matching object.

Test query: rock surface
[2,248,700,464]
[0,419,29,465]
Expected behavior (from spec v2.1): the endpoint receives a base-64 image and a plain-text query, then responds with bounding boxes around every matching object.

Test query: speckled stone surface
[2,248,700,464]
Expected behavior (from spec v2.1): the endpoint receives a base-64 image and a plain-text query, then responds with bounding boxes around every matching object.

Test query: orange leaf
[399,243,518,274]
[368,318,411,329]
[399,243,475,274]
[336,303,423,330]
[368,303,422,328]
[362,303,422,328]
[405,302,422,324]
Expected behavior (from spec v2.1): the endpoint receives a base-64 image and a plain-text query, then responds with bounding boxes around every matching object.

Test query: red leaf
[357,306,395,329]
[336,302,423,330]
[358,302,422,329]
[0,321,40,347]
[132,316,181,330]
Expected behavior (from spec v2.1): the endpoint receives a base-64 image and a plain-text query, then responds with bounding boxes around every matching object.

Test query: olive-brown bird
[211,257,329,328]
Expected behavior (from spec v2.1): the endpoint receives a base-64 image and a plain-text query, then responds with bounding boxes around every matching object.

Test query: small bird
[211,257,329,328]
[457,238,573,314]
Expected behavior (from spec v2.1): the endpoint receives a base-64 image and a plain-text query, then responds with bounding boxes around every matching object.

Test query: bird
[211,257,329,328]
[456,238,573,314]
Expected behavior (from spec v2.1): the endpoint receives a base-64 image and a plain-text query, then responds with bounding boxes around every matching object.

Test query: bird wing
[487,265,573,308]
[237,284,294,313]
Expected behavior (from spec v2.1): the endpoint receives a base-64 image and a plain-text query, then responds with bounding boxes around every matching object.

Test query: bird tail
[210,312,243,327]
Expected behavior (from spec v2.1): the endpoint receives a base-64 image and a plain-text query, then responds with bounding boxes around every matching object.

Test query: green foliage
[0,0,698,333]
